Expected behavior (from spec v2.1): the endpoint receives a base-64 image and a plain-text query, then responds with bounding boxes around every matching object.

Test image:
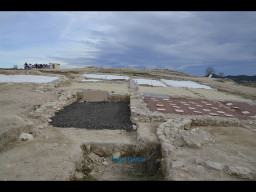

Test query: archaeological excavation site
[0,67,256,181]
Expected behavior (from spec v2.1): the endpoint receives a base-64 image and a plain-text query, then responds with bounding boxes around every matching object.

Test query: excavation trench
[77,142,164,181]
[48,93,164,180]
[49,92,132,131]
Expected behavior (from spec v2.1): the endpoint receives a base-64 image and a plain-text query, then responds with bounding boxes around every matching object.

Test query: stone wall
[30,89,81,123]
[156,116,256,180]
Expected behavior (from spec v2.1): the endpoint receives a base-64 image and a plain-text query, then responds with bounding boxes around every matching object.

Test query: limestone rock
[112,152,121,158]
[132,125,137,131]
[102,161,109,166]
[20,133,33,141]
[196,159,204,165]
[224,166,254,180]
[36,125,44,129]
[181,130,214,149]
[205,160,225,171]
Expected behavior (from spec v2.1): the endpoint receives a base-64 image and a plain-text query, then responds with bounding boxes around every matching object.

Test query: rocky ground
[0,67,255,181]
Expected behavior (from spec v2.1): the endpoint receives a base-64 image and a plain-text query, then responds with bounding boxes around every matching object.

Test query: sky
[0,11,256,76]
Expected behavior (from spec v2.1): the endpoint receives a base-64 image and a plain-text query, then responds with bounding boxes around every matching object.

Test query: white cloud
[1,11,256,75]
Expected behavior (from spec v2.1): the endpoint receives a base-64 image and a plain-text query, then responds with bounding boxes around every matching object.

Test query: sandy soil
[188,88,253,102]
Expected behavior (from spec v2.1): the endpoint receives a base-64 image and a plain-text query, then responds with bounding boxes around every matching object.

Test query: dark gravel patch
[50,101,133,131]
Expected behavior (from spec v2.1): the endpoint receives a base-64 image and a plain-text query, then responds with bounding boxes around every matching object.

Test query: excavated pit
[78,142,164,181]
[48,93,164,180]
[50,100,133,131]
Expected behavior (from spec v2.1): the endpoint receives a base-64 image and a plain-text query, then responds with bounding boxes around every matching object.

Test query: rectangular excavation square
[50,101,133,131]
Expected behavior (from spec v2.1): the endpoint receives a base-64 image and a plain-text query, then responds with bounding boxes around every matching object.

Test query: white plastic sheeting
[0,74,59,83]
[133,78,167,87]
[161,79,213,89]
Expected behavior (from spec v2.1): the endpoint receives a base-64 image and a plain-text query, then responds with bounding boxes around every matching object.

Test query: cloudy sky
[0,11,256,76]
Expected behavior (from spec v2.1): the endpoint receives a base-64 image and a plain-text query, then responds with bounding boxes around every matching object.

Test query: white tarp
[81,79,102,82]
[161,79,213,89]
[133,78,167,87]
[83,74,129,80]
[0,74,59,83]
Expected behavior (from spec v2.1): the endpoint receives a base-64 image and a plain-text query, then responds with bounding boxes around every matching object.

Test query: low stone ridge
[155,116,255,180]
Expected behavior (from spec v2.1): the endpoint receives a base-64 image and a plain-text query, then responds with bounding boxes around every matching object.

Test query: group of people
[24,62,55,70]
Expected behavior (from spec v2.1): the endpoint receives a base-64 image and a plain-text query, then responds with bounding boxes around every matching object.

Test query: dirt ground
[0,67,255,181]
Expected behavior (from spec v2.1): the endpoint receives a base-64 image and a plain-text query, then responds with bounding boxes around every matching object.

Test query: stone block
[83,90,108,102]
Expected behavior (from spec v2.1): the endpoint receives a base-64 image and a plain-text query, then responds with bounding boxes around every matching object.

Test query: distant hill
[204,74,256,87]
[205,74,256,82]
[225,75,256,83]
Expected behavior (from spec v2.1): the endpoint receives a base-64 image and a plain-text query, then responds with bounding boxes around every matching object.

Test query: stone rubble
[154,114,256,181]
[19,133,33,141]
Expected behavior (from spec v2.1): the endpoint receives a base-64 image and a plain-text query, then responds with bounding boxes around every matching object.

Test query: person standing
[24,62,27,69]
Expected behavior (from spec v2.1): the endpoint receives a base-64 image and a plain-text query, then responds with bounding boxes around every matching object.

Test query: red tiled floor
[144,97,256,120]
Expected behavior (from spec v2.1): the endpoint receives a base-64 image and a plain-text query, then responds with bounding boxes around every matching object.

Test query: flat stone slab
[175,109,184,113]
[83,90,108,102]
[157,108,166,111]
[205,160,225,171]
[143,92,170,99]
[224,114,233,117]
